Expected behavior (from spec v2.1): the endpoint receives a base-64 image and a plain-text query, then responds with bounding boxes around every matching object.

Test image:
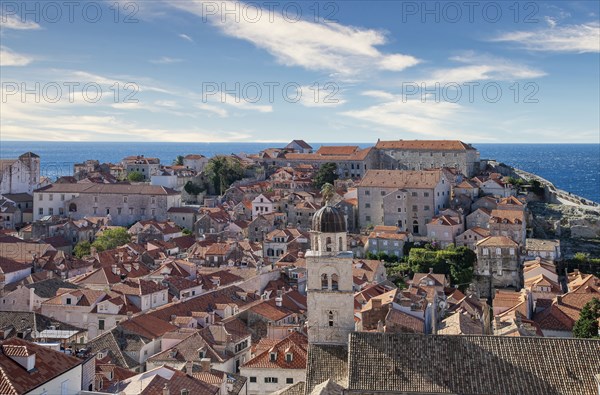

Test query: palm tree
[321,183,334,205]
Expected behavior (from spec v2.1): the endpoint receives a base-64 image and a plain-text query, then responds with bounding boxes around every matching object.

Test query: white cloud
[150,56,184,64]
[179,33,194,42]
[341,90,490,141]
[0,15,41,30]
[492,23,600,53]
[169,0,420,76]
[423,53,546,84]
[196,103,229,117]
[0,46,33,66]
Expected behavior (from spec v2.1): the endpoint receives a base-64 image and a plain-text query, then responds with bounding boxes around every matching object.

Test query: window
[49,208,54,215]
[141,208,145,215]
[98,319,105,330]
[496,248,502,255]
[39,194,43,201]
[129,208,134,215]
[331,274,339,290]
[365,203,370,208]
[365,190,370,195]
[286,378,294,384]
[61,194,65,201]
[265,377,278,383]
[365,215,371,222]
[93,207,97,215]
[250,377,257,383]
[38,208,43,215]
[66,297,72,305]
[151,196,156,204]
[106,208,110,215]
[381,190,386,196]
[59,207,64,215]
[412,205,418,212]
[509,248,515,256]
[270,352,277,362]
[328,310,334,327]
[123,196,128,203]
[424,205,430,211]
[397,208,402,213]
[321,274,328,290]
[424,192,429,197]
[483,248,489,255]
[117,208,122,215]
[285,353,293,362]
[412,192,418,197]
[49,194,53,201]
[94,196,98,203]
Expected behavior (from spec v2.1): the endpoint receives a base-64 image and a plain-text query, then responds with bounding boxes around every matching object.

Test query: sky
[0,0,599,143]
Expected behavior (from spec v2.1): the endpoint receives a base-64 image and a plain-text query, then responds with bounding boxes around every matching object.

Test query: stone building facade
[357,170,451,235]
[33,183,181,226]
[475,236,521,298]
[0,152,41,195]
[376,140,480,177]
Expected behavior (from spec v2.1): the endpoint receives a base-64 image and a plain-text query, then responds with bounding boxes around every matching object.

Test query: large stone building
[306,205,355,345]
[357,170,451,235]
[33,183,181,226]
[475,236,521,298]
[0,152,41,195]
[268,146,379,180]
[376,140,481,177]
[122,155,161,181]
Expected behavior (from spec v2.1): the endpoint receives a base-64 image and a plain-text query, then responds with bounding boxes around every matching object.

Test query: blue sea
[1,142,598,203]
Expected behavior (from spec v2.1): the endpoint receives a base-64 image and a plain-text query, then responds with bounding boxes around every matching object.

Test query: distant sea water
[1,141,598,203]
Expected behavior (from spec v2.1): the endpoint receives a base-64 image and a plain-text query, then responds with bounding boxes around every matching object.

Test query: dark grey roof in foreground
[305,344,348,394]
[345,333,600,395]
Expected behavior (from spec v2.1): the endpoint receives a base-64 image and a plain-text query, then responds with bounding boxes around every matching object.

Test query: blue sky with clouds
[1,0,598,143]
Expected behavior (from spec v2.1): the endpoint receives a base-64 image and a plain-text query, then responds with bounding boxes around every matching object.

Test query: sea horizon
[1,141,598,203]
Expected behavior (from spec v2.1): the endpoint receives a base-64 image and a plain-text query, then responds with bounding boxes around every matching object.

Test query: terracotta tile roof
[358,170,442,189]
[243,331,307,370]
[35,183,178,195]
[315,146,359,156]
[0,257,31,274]
[375,140,476,151]
[384,308,425,333]
[476,235,519,247]
[0,338,82,394]
[490,209,525,224]
[120,315,178,339]
[117,366,218,395]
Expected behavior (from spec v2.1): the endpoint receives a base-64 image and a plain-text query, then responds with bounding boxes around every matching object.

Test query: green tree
[574,252,590,263]
[182,228,192,235]
[184,181,205,196]
[73,241,91,258]
[407,246,476,290]
[313,162,339,189]
[205,156,245,195]
[127,171,144,182]
[92,227,131,252]
[173,155,184,166]
[573,298,600,338]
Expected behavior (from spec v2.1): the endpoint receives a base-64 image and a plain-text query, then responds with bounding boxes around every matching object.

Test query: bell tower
[306,204,355,345]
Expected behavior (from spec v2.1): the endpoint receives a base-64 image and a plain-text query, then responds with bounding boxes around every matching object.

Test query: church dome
[312,205,347,233]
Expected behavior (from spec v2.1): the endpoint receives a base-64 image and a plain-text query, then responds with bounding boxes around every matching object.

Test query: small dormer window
[270,352,277,362]
[66,297,72,305]
[285,353,293,362]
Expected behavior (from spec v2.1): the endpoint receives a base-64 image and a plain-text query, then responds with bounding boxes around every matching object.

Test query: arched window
[267,248,274,257]
[328,311,334,327]
[412,220,419,234]
[321,274,328,290]
[69,203,77,212]
[326,237,332,252]
[338,237,343,251]
[331,274,339,291]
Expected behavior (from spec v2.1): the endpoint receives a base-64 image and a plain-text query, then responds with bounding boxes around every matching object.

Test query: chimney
[376,320,384,333]
[111,264,118,275]
[162,383,169,395]
[275,296,283,307]
[127,311,133,320]
[200,358,211,372]
[185,360,193,374]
